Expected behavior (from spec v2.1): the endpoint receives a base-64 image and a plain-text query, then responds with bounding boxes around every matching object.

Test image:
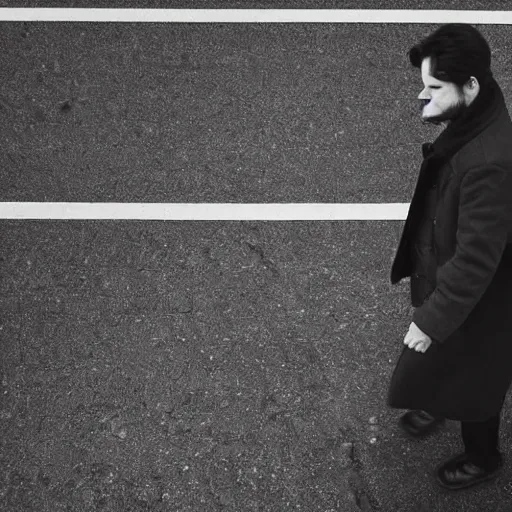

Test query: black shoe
[399,409,445,437]
[436,452,503,490]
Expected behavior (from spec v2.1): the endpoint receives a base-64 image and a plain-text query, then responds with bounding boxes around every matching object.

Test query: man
[388,23,512,490]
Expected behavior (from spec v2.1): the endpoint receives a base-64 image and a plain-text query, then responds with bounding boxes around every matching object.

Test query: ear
[463,76,480,104]
[467,76,479,89]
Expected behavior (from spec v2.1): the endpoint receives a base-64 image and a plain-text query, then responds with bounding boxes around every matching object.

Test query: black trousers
[461,412,502,470]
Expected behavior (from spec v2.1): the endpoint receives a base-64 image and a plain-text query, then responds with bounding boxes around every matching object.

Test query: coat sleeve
[412,164,512,342]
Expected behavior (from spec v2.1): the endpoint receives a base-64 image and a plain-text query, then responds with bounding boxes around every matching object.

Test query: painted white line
[0,8,511,24]
[0,203,409,221]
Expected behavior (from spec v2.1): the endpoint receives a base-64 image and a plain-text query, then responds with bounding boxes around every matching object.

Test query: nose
[418,88,430,100]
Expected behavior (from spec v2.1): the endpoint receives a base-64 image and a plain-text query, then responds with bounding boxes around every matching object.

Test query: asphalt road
[2,22,512,204]
[2,9,512,512]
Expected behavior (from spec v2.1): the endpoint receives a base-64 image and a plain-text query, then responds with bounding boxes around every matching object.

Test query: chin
[421,114,442,125]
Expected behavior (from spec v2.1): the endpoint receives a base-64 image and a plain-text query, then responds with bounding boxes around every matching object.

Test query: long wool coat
[388,101,512,422]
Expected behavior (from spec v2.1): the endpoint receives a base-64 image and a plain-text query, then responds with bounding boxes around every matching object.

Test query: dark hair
[408,23,492,87]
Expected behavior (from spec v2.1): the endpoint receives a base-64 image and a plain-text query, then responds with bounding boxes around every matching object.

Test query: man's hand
[404,322,432,353]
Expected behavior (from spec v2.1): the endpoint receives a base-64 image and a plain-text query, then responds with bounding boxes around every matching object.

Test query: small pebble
[369,416,378,425]
[116,429,127,439]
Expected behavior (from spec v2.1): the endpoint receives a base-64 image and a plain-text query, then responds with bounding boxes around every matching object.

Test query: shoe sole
[436,469,501,490]
[435,460,502,490]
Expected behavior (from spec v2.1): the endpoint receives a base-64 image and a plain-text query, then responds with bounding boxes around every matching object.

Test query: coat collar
[422,143,433,159]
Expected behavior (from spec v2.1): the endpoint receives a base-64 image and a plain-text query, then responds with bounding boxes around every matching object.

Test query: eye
[429,86,441,90]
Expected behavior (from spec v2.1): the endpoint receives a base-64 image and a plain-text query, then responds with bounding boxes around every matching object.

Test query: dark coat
[388,87,512,421]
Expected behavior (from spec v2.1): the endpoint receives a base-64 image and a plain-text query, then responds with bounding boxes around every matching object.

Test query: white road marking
[0,8,511,24]
[0,203,409,221]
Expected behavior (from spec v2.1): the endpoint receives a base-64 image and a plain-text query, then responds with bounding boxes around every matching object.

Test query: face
[418,57,467,124]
